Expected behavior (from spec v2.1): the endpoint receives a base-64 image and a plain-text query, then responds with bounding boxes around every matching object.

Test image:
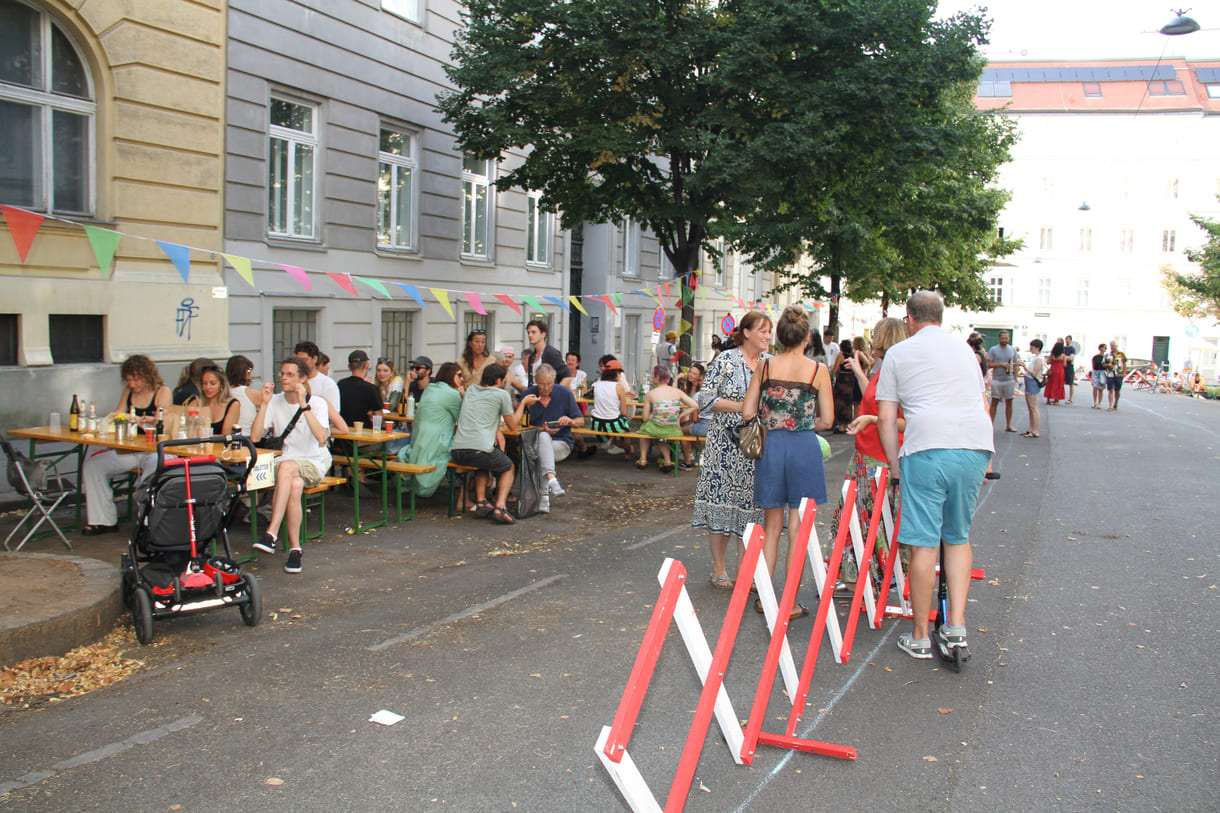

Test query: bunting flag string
[1,202,835,321]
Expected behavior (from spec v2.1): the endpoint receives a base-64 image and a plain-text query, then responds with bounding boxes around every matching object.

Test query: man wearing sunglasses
[407,356,433,405]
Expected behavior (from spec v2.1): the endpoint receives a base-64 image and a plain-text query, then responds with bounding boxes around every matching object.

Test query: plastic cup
[144,427,156,444]
[383,420,394,435]
[371,414,383,432]
[353,421,364,432]
[49,412,61,431]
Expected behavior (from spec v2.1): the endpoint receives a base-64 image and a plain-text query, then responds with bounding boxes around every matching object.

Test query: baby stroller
[120,435,262,644]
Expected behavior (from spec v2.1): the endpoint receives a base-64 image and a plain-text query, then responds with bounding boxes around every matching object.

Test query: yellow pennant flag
[568,296,589,315]
[222,254,255,288]
[430,288,455,319]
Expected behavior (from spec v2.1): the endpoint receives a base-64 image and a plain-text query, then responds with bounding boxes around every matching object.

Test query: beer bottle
[155,408,165,440]
[69,394,80,431]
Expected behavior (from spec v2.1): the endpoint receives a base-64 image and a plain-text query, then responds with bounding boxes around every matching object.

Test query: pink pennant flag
[464,291,488,315]
[493,294,522,315]
[280,264,311,290]
[325,272,358,296]
[1,205,45,263]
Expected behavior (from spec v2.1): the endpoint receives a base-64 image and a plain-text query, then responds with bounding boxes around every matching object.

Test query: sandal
[634,460,648,470]
[472,500,494,518]
[1019,431,1039,438]
[788,603,810,621]
[489,505,515,524]
[658,462,675,474]
[709,572,734,590]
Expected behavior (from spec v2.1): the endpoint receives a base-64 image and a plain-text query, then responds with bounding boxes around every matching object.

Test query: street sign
[652,307,665,331]
[721,313,735,335]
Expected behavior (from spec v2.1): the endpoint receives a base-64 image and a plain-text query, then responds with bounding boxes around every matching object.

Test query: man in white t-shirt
[877,291,995,664]
[294,340,341,414]
[250,356,332,574]
[823,328,840,369]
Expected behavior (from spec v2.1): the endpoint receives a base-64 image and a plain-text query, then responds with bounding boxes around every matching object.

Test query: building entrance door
[1151,335,1170,369]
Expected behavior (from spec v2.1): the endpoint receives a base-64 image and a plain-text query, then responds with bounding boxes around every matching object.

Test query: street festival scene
[1,0,1218,809]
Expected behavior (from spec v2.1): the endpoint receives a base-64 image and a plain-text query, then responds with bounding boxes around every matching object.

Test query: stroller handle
[156,435,259,482]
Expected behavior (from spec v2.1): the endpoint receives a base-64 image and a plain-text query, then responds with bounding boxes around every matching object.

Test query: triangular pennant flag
[681,283,695,305]
[521,295,546,314]
[671,349,686,364]
[157,240,191,282]
[596,294,618,315]
[465,291,488,315]
[222,254,255,287]
[430,288,454,319]
[352,275,391,299]
[280,264,311,290]
[84,225,121,277]
[663,282,671,304]
[326,272,358,296]
[568,296,589,315]
[396,283,426,309]
[679,319,692,335]
[544,295,572,313]
[648,289,665,308]
[493,293,522,315]
[612,293,623,306]
[0,205,44,263]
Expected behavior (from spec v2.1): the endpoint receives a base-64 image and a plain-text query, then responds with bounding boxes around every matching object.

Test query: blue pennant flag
[156,241,191,282]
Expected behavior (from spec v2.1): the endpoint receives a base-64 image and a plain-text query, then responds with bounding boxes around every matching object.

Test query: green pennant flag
[521,295,547,314]
[352,275,392,299]
[612,292,623,306]
[681,283,695,305]
[84,225,121,277]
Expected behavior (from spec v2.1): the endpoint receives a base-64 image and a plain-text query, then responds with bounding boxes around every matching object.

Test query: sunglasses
[377,357,393,365]
[470,328,486,335]
[413,365,431,372]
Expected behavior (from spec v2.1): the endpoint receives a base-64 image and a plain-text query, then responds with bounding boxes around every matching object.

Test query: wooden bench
[447,462,478,517]
[331,455,436,523]
[571,427,704,476]
[240,474,346,563]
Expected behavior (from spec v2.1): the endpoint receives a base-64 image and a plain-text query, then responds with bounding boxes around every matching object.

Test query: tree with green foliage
[1164,210,1220,323]
[438,0,1004,348]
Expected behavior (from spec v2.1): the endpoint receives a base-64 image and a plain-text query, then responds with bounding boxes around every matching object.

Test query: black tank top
[210,399,238,434]
[126,388,164,418]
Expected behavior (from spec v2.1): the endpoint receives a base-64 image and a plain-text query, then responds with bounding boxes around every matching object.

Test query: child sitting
[636,365,698,473]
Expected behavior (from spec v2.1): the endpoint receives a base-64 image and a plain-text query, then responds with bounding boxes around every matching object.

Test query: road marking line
[626,525,688,550]
[366,574,567,651]
[0,713,203,795]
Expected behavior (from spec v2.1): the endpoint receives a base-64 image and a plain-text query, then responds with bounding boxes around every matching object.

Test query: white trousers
[534,434,572,478]
[82,449,154,526]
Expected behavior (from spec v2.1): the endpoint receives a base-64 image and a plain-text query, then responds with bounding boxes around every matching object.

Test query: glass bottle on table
[86,401,97,433]
[69,394,80,431]
[155,408,165,441]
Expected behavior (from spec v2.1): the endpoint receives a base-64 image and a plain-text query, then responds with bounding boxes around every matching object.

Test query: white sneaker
[547,478,565,497]
[538,495,550,513]
[606,445,625,455]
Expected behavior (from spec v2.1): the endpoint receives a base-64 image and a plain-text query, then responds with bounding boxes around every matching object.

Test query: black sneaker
[253,532,277,554]
[284,548,302,574]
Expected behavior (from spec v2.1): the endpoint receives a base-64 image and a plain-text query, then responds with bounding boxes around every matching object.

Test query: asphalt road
[2,389,1217,811]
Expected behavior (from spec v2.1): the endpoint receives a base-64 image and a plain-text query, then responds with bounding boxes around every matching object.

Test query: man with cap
[337,350,384,428]
[406,355,433,405]
[657,330,679,375]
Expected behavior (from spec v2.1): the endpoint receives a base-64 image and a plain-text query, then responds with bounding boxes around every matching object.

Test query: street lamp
[1160,9,1201,36]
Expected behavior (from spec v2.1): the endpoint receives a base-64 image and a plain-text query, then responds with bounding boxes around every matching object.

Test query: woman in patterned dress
[693,311,772,589]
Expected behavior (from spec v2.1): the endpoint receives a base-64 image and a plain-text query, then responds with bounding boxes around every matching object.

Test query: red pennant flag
[597,295,618,314]
[1,205,45,263]
[325,272,358,296]
[493,294,522,315]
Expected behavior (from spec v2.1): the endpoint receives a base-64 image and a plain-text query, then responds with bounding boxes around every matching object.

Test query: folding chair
[2,434,76,551]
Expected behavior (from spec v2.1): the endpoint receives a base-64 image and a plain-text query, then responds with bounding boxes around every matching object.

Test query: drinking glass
[49,412,61,431]
[371,414,383,432]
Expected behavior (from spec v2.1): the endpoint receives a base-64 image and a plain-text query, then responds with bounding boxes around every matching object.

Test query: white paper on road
[369,709,405,726]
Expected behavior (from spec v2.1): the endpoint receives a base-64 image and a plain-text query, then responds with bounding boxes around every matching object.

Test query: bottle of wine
[69,394,80,431]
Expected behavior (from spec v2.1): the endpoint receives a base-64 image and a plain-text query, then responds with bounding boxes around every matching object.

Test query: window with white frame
[268,96,317,238]
[1038,277,1051,306]
[1120,228,1134,253]
[1162,229,1176,253]
[987,276,1004,305]
[0,2,95,214]
[525,190,550,266]
[1039,228,1053,251]
[461,154,493,260]
[377,127,417,250]
[382,0,422,23]
[1079,228,1091,251]
[1076,279,1089,307]
[622,219,641,278]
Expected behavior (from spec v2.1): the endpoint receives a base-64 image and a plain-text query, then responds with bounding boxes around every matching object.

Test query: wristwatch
[301,404,312,412]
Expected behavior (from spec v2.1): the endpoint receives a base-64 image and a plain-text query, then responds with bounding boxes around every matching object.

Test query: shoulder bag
[256,397,308,451]
[734,360,769,460]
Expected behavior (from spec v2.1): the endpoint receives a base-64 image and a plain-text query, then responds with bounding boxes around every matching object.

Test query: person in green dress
[400,362,464,497]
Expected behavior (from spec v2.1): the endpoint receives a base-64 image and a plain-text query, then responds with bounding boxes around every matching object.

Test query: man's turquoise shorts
[897,448,991,548]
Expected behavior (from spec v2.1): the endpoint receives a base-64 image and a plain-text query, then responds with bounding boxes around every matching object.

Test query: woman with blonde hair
[835,316,908,582]
[198,363,239,434]
[741,306,834,618]
[693,310,773,589]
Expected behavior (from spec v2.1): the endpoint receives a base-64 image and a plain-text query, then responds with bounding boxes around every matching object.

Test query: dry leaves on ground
[0,625,145,708]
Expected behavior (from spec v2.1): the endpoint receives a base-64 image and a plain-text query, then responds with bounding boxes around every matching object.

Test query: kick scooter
[932,470,1000,672]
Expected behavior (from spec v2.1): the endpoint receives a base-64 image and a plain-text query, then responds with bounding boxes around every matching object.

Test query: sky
[934,1,1220,61]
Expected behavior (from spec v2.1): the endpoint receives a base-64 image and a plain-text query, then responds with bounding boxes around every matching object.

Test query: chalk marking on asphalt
[626,524,688,550]
[0,713,203,796]
[1123,398,1220,442]
[366,574,567,651]
[732,628,897,812]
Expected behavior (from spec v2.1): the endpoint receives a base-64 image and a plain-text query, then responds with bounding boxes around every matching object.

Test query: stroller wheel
[132,587,154,645]
[239,573,262,627]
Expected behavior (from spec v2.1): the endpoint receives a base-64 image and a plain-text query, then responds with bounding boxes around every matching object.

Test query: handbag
[734,360,769,460]
[256,398,308,450]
